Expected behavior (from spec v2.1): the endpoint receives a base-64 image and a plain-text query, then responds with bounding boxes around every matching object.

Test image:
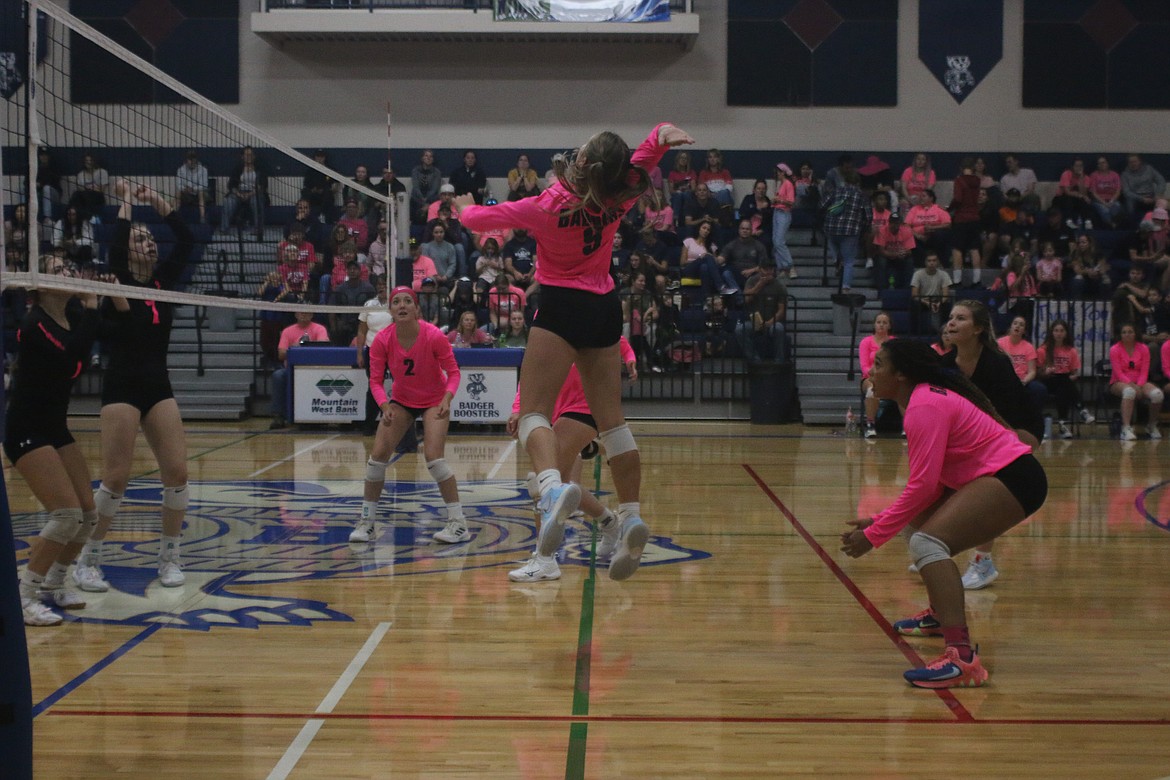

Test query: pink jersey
[859,334,893,379]
[864,384,1032,548]
[1036,344,1081,376]
[511,337,636,418]
[997,336,1037,381]
[459,124,672,295]
[1110,341,1150,385]
[369,320,460,409]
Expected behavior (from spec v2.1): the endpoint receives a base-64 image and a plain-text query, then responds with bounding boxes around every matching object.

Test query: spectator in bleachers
[667,150,696,221]
[1109,322,1162,441]
[735,263,787,364]
[682,219,738,298]
[417,276,446,328]
[898,153,934,210]
[3,203,28,269]
[1143,287,1170,346]
[221,146,268,238]
[487,274,528,331]
[1088,155,1122,228]
[495,309,529,348]
[426,183,459,223]
[421,222,458,294]
[270,308,329,429]
[1036,319,1094,438]
[507,153,540,201]
[977,188,1002,268]
[609,231,631,285]
[991,242,1038,319]
[1127,216,1169,291]
[1035,207,1076,259]
[1034,241,1065,298]
[998,315,1048,418]
[720,218,770,290]
[320,240,369,304]
[286,199,327,252]
[1112,265,1151,332]
[772,163,796,277]
[904,188,952,276]
[52,205,94,266]
[329,260,376,347]
[374,164,406,198]
[278,223,318,269]
[1053,157,1093,229]
[995,188,1034,258]
[474,237,505,299]
[683,182,723,240]
[430,204,469,276]
[703,295,729,358]
[872,211,916,292]
[950,157,983,287]
[502,227,537,294]
[822,171,870,293]
[634,225,672,282]
[301,148,337,221]
[822,154,854,202]
[932,324,954,356]
[257,271,296,369]
[448,309,493,348]
[355,278,392,434]
[175,149,209,222]
[408,238,437,291]
[1000,154,1040,214]
[858,310,894,438]
[910,249,952,335]
[973,157,998,196]
[639,187,678,243]
[622,270,658,370]
[71,152,109,220]
[1068,233,1112,299]
[699,148,735,211]
[36,146,62,225]
[857,155,896,206]
[367,219,389,284]
[868,189,893,247]
[1121,154,1166,222]
[337,197,371,255]
[410,149,441,225]
[276,240,310,299]
[343,165,376,220]
[793,159,820,221]
[737,179,772,251]
[449,150,487,205]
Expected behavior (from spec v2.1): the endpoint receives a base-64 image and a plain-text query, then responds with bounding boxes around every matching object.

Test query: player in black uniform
[6,254,123,625]
[74,180,196,591]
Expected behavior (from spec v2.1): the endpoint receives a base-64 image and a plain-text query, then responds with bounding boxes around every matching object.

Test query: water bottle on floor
[1043,415,1053,441]
[845,406,857,436]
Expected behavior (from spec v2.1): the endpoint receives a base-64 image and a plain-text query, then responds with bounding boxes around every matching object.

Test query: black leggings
[1041,374,1080,419]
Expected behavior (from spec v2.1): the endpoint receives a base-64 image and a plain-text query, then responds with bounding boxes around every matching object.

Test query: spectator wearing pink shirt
[1088,156,1123,228]
[456,122,694,582]
[997,315,1048,422]
[1033,241,1065,297]
[904,189,952,269]
[898,153,936,209]
[698,148,735,208]
[841,338,1046,689]
[1109,323,1163,441]
[858,311,894,438]
[269,310,329,429]
[351,287,466,544]
[772,163,796,277]
[1036,319,1094,438]
[1053,157,1094,228]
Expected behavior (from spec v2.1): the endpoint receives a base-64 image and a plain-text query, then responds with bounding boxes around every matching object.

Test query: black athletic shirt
[942,346,1045,441]
[102,212,195,379]
[8,304,100,427]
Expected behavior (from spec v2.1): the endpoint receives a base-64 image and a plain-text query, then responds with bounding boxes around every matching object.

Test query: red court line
[45,710,1170,726]
[742,464,975,723]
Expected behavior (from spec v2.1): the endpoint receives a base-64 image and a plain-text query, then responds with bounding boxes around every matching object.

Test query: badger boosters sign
[449,368,517,423]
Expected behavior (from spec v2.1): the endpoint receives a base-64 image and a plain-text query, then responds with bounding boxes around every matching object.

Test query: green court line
[564,457,603,779]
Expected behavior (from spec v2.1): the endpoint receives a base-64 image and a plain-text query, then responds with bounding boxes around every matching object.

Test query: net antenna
[3,0,407,310]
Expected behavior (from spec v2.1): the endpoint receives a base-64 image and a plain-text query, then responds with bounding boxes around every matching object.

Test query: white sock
[160,535,181,562]
[596,509,617,528]
[537,469,561,496]
[82,539,103,563]
[44,561,69,589]
[617,502,641,523]
[361,500,378,521]
[20,568,45,599]
[445,502,464,521]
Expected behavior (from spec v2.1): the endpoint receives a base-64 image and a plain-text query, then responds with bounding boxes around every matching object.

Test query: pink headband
[389,286,418,304]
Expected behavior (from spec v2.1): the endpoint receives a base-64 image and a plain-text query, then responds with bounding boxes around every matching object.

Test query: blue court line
[33,624,162,717]
[1136,479,1170,532]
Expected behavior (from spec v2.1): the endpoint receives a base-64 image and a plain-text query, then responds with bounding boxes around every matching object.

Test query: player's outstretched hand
[658,124,696,148]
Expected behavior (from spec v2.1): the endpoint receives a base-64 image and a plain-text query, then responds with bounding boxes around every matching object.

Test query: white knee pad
[365,458,390,483]
[71,509,98,544]
[94,483,123,518]
[1122,386,1137,401]
[162,484,189,512]
[517,413,552,448]
[598,424,638,460]
[41,507,84,545]
[1149,388,1165,406]
[427,458,454,484]
[865,387,874,399]
[908,531,952,570]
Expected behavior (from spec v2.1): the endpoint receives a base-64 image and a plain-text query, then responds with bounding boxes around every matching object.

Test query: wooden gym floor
[7,419,1170,778]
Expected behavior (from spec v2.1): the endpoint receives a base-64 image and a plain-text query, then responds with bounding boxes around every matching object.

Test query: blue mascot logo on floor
[11,479,709,630]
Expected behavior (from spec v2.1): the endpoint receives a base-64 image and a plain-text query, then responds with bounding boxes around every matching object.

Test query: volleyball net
[2,0,408,317]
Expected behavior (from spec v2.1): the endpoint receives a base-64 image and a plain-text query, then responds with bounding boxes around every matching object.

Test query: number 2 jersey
[368,320,460,409]
[459,124,672,296]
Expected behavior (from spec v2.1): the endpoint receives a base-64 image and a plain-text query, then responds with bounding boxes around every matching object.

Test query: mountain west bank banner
[294,368,367,423]
[495,0,669,22]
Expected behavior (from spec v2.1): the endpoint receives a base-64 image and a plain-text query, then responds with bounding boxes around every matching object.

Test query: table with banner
[285,346,523,425]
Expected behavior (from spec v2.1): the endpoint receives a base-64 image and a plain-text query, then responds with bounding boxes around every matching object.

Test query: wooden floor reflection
[8,419,1170,778]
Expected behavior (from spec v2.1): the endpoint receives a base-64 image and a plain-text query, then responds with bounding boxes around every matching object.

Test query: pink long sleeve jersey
[863,384,1031,549]
[1109,341,1150,386]
[459,124,672,296]
[511,337,637,419]
[369,321,460,409]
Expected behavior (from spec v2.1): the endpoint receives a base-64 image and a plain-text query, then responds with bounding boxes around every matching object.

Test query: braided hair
[880,338,1009,427]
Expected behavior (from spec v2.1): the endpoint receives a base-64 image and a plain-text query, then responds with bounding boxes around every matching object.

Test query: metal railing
[261,1,691,11]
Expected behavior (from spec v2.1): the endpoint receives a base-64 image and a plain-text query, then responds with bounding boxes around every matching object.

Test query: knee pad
[162,484,189,512]
[71,509,98,545]
[426,458,454,484]
[865,387,874,399]
[908,531,952,570]
[517,413,552,449]
[1122,386,1137,401]
[598,424,638,460]
[365,458,390,483]
[1149,388,1165,406]
[94,483,123,519]
[41,507,84,545]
